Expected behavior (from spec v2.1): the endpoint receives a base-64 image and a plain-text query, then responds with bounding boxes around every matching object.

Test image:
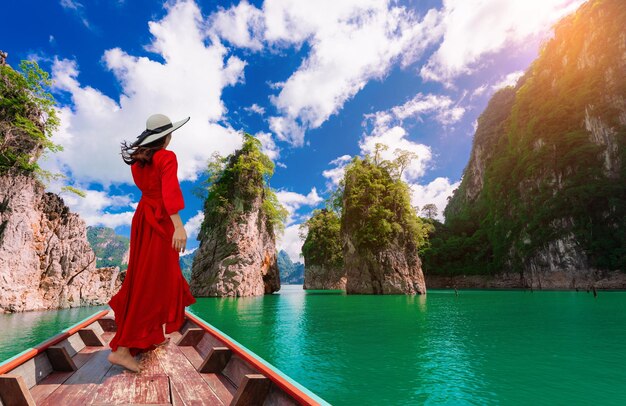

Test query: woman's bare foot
[156,337,170,347]
[108,347,140,372]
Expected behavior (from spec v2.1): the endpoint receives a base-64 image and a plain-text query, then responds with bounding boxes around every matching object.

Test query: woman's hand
[172,225,187,253]
[169,212,187,253]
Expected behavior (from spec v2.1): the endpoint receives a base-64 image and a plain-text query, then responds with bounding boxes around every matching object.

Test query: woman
[107,113,196,372]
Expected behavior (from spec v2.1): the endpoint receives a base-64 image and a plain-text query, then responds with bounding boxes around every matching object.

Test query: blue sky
[1,0,586,261]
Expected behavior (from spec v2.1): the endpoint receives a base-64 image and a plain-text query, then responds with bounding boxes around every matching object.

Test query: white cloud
[59,0,91,28]
[184,210,204,241]
[43,0,246,190]
[359,126,433,182]
[421,0,586,84]
[276,161,287,169]
[266,2,441,145]
[53,188,136,229]
[364,93,466,136]
[471,84,488,99]
[410,177,460,222]
[180,246,198,256]
[207,0,441,146]
[244,103,265,115]
[275,187,323,225]
[322,154,352,188]
[277,223,304,263]
[491,70,524,91]
[208,0,265,50]
[254,131,280,161]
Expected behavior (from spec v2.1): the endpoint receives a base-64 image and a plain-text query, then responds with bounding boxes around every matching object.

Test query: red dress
[108,148,196,356]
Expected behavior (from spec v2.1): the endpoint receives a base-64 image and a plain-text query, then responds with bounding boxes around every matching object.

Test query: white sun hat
[131,113,190,147]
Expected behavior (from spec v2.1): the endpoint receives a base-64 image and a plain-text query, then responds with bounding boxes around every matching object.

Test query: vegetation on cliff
[0,59,62,176]
[341,145,431,255]
[86,226,129,271]
[300,208,343,270]
[422,0,626,275]
[195,133,288,241]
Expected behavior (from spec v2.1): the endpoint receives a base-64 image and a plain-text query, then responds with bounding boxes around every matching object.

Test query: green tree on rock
[300,208,343,269]
[195,133,288,241]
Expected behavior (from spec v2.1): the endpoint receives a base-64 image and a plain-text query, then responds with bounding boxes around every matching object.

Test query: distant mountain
[86,226,129,271]
[179,249,196,282]
[277,250,304,284]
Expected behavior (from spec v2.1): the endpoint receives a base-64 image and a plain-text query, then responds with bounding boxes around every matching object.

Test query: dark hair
[120,134,170,167]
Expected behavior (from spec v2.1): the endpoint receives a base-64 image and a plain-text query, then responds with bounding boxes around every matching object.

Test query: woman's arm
[170,212,187,253]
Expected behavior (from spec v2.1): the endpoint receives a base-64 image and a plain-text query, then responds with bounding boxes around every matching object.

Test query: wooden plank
[4,353,53,389]
[78,329,105,347]
[199,348,232,374]
[176,328,205,347]
[86,321,105,337]
[201,374,236,405]
[29,346,101,403]
[178,319,198,336]
[45,346,77,372]
[100,332,115,344]
[97,318,117,332]
[177,346,236,405]
[92,374,170,405]
[0,375,36,406]
[38,349,113,405]
[230,374,270,406]
[52,335,85,358]
[222,355,261,388]
[154,338,223,405]
[195,333,226,360]
[138,350,165,376]
[264,383,300,406]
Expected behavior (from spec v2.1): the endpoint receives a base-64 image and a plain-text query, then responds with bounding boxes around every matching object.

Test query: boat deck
[0,311,325,406]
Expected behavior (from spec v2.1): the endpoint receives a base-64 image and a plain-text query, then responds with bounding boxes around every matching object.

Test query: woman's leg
[107,346,140,372]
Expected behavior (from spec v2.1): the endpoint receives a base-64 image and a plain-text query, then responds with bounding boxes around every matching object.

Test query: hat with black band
[131,113,190,147]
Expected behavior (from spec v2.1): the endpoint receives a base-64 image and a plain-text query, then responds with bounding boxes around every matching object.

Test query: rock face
[343,237,425,294]
[303,265,346,290]
[426,271,626,290]
[300,209,346,290]
[0,170,123,312]
[427,0,626,287]
[190,193,280,297]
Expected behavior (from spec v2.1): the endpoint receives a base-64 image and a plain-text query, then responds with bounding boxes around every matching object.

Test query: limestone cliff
[0,170,123,312]
[301,209,346,290]
[303,265,345,290]
[190,134,284,297]
[424,0,626,288]
[0,57,122,312]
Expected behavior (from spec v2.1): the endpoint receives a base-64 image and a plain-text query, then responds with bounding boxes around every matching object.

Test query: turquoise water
[2,289,625,405]
[0,305,106,362]
[189,285,626,405]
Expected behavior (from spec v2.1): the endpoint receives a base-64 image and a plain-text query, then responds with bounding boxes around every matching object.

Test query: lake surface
[189,286,626,405]
[0,305,107,362]
[1,288,625,405]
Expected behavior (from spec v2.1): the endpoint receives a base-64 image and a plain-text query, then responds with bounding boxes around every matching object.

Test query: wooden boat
[0,309,329,406]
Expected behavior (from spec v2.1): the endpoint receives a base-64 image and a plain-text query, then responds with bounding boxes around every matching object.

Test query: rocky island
[190,134,288,297]
[422,0,626,289]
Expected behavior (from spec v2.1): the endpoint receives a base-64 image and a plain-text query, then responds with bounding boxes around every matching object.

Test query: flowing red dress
[108,148,196,356]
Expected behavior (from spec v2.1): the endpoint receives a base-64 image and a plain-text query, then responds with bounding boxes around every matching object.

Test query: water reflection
[190,287,626,405]
[0,305,107,362]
